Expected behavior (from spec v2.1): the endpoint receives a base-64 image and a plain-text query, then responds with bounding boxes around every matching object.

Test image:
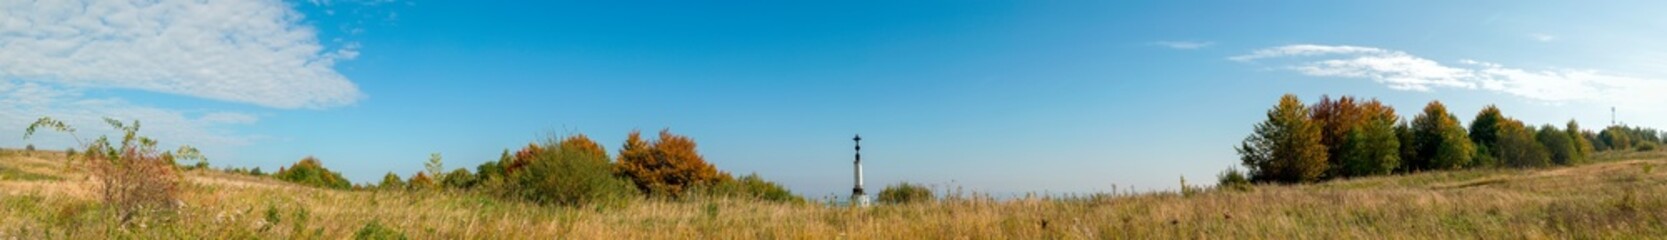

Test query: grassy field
[2,149,1665,239]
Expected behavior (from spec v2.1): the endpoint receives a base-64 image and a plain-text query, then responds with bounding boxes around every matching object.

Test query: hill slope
[2,149,1664,238]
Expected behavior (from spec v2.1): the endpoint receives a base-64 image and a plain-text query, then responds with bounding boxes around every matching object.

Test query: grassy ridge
[2,149,1664,239]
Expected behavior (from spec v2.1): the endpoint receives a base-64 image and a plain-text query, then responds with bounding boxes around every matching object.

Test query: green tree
[1468,105,1506,167]
[1339,115,1400,176]
[1236,94,1328,183]
[1410,101,1474,170]
[1538,125,1580,165]
[1566,120,1593,159]
[275,156,352,190]
[442,168,475,189]
[379,172,406,190]
[1584,131,1606,151]
[1600,126,1632,151]
[1495,121,1549,168]
[425,152,444,183]
[514,134,637,207]
[1396,121,1418,172]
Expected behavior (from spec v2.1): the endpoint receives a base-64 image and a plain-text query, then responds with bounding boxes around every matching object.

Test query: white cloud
[1531,33,1557,42]
[1232,44,1667,108]
[1153,41,1215,50]
[0,0,364,109]
[1,80,257,152]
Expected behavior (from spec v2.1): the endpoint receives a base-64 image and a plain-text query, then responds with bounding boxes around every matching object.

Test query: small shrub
[1217,167,1252,191]
[877,182,934,204]
[352,221,407,240]
[23,144,33,152]
[1636,142,1658,152]
[274,156,352,189]
[23,117,204,225]
[701,173,804,203]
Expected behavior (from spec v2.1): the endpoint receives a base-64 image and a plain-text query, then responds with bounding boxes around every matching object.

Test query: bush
[352,221,407,240]
[877,182,934,204]
[702,173,804,203]
[1638,142,1658,152]
[275,156,352,189]
[616,129,728,197]
[23,144,32,152]
[512,134,638,207]
[1216,167,1252,191]
[24,117,203,225]
[441,168,476,189]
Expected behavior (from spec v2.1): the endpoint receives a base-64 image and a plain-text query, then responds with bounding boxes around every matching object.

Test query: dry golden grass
[3,149,1665,239]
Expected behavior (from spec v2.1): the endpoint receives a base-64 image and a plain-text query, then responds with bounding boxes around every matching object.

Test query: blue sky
[4,1,1666,197]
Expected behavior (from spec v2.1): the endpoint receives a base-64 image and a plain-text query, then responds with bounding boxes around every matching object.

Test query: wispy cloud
[1152,41,1215,50]
[1232,44,1667,107]
[1531,33,1558,42]
[0,0,364,109]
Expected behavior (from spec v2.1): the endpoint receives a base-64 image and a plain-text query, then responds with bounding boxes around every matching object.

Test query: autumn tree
[1237,94,1328,183]
[1408,101,1473,170]
[408,172,436,190]
[1311,95,1367,178]
[1317,96,1400,177]
[616,129,731,196]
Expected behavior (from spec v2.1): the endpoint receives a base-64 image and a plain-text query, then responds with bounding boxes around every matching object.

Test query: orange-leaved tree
[615,129,729,197]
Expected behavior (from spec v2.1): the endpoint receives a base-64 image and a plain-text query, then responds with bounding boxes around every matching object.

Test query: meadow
[2,149,1664,239]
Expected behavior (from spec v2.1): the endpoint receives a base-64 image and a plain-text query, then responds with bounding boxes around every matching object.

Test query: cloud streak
[0,0,364,109]
[1232,44,1667,108]
[1153,41,1215,50]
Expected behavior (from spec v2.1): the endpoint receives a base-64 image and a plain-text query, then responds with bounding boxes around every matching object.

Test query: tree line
[266,129,803,207]
[1230,94,1664,184]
